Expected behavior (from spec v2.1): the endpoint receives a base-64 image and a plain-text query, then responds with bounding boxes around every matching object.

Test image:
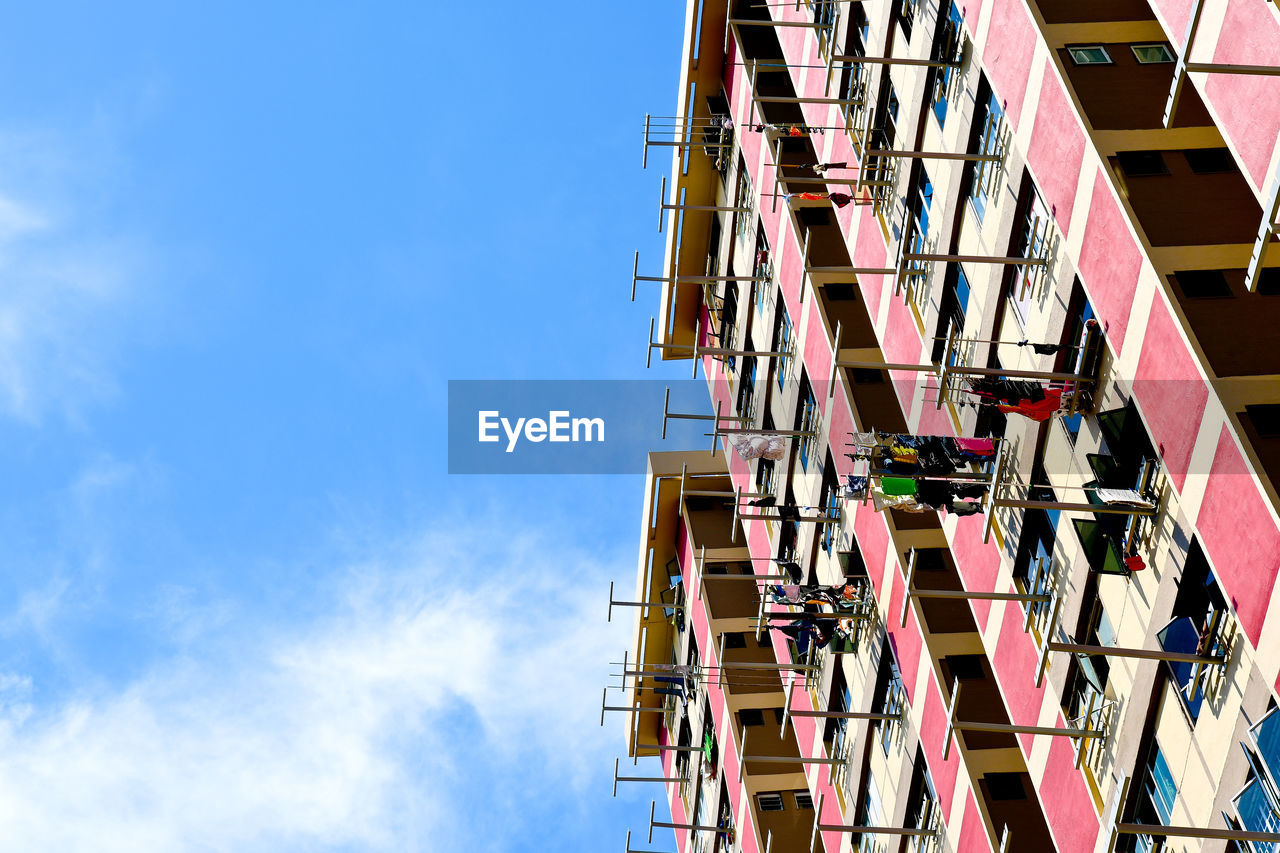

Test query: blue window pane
[1149,745,1178,824]
[955,266,971,316]
[971,91,1003,221]
[931,4,964,126]
[1235,777,1280,848]
[1157,616,1205,719]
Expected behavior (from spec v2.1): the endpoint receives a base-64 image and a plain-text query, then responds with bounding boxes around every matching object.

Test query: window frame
[1067,44,1113,65]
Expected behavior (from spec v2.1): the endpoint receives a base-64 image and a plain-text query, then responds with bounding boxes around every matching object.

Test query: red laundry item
[1125,555,1146,572]
[829,192,853,208]
[796,192,826,200]
[997,388,1063,422]
[788,126,804,136]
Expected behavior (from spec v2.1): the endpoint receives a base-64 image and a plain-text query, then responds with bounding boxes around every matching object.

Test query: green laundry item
[881,477,918,496]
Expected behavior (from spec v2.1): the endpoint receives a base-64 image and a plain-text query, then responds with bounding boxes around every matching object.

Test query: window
[820,460,841,553]
[984,773,1028,800]
[753,229,772,314]
[756,793,786,812]
[1007,181,1049,326]
[908,168,934,254]
[933,263,970,362]
[897,0,917,41]
[797,376,819,472]
[739,708,766,727]
[1184,147,1236,174]
[1131,43,1175,64]
[719,284,739,372]
[1232,707,1280,849]
[1173,269,1233,298]
[794,792,814,810]
[736,162,755,240]
[1157,538,1227,720]
[1060,283,1100,442]
[859,775,885,852]
[1068,45,1113,65]
[1118,150,1170,177]
[774,305,793,391]
[1246,404,1280,438]
[737,355,757,421]
[969,83,1004,221]
[1143,742,1178,832]
[723,632,748,649]
[931,1,965,126]
[1258,268,1280,295]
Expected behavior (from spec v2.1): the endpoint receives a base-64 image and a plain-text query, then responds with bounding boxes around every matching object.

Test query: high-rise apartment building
[610,0,1280,850]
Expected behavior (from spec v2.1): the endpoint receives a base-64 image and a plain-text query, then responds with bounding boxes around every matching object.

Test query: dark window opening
[1117,150,1170,177]
[1173,269,1233,299]
[984,773,1027,800]
[1245,404,1280,438]
[1184,147,1236,174]
[943,654,986,681]
[825,282,858,301]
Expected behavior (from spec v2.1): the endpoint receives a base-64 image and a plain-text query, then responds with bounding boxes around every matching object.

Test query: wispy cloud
[0,519,634,852]
[0,127,148,425]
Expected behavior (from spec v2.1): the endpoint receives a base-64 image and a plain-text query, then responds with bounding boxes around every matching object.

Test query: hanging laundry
[1017,340,1064,355]
[948,500,985,516]
[1095,488,1156,509]
[828,192,853,208]
[880,477,918,496]
[749,496,777,508]
[996,387,1063,422]
[871,489,929,513]
[785,192,829,203]
[842,474,868,499]
[777,560,804,583]
[809,161,849,173]
[850,431,878,450]
[728,433,787,460]
[952,437,996,458]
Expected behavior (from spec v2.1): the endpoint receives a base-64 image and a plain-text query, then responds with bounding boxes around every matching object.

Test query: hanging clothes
[1095,488,1156,509]
[1017,340,1064,355]
[948,500,984,516]
[953,437,996,458]
[809,161,849,173]
[872,489,929,513]
[996,388,1063,422]
[915,437,957,476]
[728,433,787,460]
[842,474,868,499]
[785,192,828,203]
[828,192,853,208]
[749,496,777,508]
[880,477,918,496]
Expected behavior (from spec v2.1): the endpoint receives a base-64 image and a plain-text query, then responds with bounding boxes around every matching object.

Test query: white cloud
[0,520,634,852]
[0,128,147,425]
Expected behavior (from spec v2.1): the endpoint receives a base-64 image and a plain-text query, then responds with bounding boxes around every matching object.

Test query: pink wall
[948,515,1002,630]
[918,676,963,819]
[981,0,1037,128]
[1026,67,1085,235]
[956,792,994,852]
[1205,0,1280,188]
[1196,425,1280,644]
[1133,297,1208,491]
[1076,172,1142,353]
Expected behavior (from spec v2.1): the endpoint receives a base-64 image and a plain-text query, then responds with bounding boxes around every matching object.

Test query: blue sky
[0,3,691,850]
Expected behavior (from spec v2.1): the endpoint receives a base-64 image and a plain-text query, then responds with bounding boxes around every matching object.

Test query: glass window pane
[1068,46,1112,65]
[1132,44,1174,63]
